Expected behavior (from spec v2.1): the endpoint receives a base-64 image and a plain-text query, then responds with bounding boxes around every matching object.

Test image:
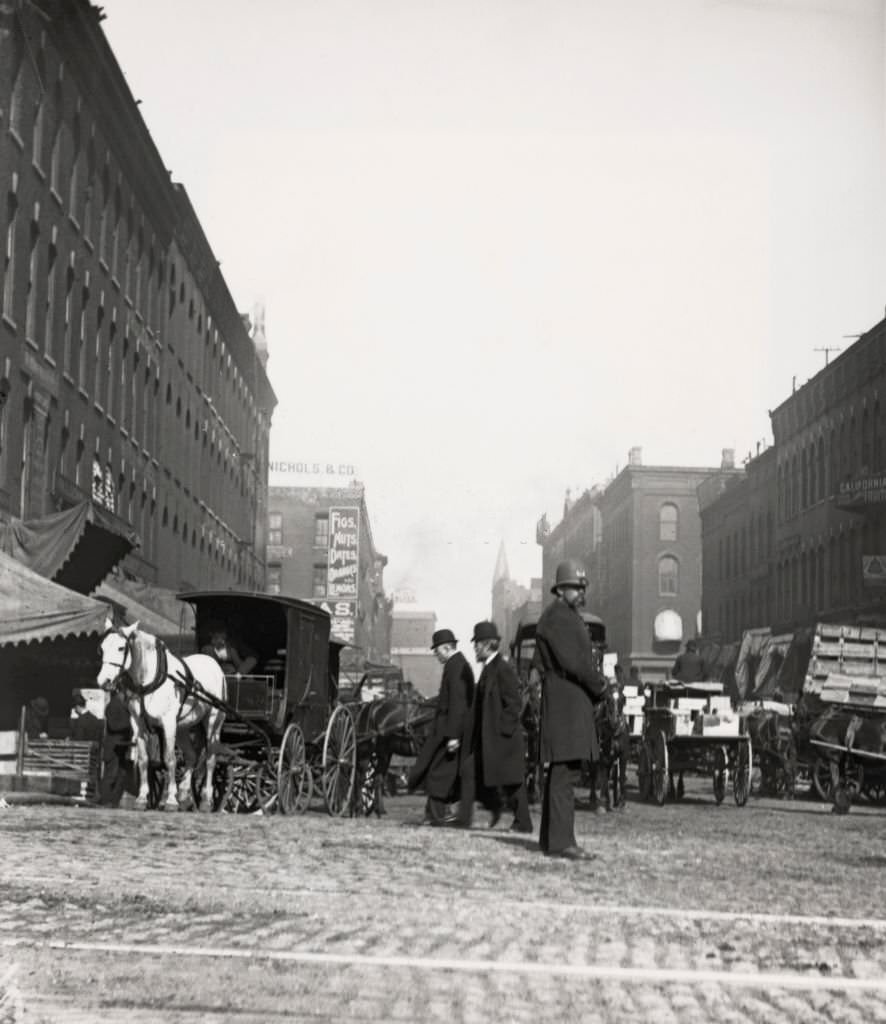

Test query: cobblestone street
[2,787,886,1022]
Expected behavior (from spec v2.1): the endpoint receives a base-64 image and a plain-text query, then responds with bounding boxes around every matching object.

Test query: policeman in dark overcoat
[460,621,532,832]
[408,628,475,824]
[535,559,608,859]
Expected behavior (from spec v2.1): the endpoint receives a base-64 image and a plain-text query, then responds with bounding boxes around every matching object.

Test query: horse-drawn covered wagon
[97,589,437,816]
[636,679,752,807]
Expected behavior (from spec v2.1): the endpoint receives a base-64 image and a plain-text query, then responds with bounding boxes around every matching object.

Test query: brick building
[490,541,531,649]
[390,602,437,698]
[767,319,886,628]
[266,483,392,675]
[698,446,775,642]
[540,448,734,681]
[0,2,274,595]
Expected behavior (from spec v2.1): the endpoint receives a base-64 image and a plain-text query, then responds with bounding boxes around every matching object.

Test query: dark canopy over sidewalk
[0,501,137,594]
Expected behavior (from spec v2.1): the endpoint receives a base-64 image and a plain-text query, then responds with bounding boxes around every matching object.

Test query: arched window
[659,503,678,542]
[658,555,679,596]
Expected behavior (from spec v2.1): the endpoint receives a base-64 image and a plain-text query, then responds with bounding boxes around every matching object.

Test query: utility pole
[814,345,841,368]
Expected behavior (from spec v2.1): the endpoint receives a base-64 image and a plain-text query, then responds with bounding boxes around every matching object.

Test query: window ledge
[83,237,94,254]
[42,353,56,368]
[67,214,80,233]
[24,336,39,352]
[1,314,17,333]
[49,188,63,209]
[7,128,24,151]
[32,162,46,182]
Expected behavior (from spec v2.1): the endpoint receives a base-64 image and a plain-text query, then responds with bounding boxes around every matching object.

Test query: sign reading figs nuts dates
[327,507,360,599]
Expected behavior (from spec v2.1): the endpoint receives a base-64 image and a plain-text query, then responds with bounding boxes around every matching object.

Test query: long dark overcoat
[408,651,474,799]
[535,600,607,763]
[475,654,525,788]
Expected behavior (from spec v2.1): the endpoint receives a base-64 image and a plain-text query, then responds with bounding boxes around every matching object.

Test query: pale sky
[102,0,886,642]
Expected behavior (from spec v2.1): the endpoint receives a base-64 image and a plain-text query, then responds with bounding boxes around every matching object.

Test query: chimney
[628,446,642,466]
[721,448,735,470]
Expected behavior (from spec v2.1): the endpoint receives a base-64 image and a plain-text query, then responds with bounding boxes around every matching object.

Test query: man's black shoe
[509,821,533,834]
[488,809,502,829]
[544,845,596,861]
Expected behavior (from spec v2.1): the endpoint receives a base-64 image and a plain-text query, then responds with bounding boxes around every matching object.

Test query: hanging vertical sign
[327,506,360,599]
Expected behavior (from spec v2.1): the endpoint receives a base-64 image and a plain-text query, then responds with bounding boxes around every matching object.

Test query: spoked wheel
[220,762,275,814]
[733,737,752,807]
[322,705,357,816]
[713,746,727,805]
[637,744,651,801]
[651,730,668,807]
[277,723,313,815]
[813,756,835,802]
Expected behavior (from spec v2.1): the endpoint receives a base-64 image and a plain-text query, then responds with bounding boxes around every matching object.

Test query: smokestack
[628,446,642,466]
[721,448,735,470]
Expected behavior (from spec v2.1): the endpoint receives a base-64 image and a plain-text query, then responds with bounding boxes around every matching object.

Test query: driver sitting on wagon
[201,624,257,678]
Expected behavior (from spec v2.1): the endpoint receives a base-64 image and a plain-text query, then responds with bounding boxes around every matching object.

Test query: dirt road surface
[2,785,886,1022]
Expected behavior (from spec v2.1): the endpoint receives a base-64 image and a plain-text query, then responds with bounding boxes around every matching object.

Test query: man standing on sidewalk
[461,621,532,833]
[535,559,608,860]
[408,628,474,825]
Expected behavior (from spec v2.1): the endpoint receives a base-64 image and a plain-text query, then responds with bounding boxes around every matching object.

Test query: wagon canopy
[0,549,111,646]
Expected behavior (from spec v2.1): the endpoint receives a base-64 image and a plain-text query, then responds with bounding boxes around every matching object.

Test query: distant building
[540,447,735,681]
[490,541,531,649]
[390,603,437,697]
[266,482,392,677]
[698,446,775,642]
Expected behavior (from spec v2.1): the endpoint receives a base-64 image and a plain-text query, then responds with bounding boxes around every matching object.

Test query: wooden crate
[20,739,100,802]
[810,624,883,678]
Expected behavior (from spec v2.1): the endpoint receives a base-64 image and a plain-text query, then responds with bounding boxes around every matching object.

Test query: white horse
[96,620,226,811]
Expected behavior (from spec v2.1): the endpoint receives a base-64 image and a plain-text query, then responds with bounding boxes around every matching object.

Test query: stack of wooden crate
[809,623,886,708]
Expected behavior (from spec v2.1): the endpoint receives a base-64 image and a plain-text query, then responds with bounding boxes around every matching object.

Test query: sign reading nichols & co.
[836,475,886,510]
[327,507,360,599]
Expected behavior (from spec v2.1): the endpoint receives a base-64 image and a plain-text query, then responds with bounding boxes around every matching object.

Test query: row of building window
[778,401,884,521]
[717,511,774,581]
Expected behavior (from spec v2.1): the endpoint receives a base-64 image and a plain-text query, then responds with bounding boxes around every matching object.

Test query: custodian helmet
[551,559,588,594]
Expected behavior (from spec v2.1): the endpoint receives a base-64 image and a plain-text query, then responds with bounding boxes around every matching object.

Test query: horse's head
[97,620,140,691]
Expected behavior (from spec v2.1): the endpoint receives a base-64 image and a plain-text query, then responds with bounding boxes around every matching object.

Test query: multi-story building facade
[266,482,392,674]
[0,1,274,593]
[540,448,734,680]
[698,446,776,642]
[390,602,437,697]
[767,319,886,628]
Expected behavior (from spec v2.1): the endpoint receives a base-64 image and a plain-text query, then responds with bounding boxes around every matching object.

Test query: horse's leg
[176,727,197,811]
[161,716,180,811]
[200,710,223,813]
[133,719,151,810]
[375,744,393,818]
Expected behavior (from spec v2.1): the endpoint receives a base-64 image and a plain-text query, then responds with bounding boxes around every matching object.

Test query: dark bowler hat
[430,628,457,650]
[471,621,501,643]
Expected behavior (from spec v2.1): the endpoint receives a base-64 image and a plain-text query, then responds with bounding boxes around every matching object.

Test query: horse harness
[103,627,197,719]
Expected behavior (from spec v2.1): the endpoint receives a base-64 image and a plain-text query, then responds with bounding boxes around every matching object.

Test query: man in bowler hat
[408,628,475,824]
[460,621,532,833]
[535,559,608,859]
[672,639,707,682]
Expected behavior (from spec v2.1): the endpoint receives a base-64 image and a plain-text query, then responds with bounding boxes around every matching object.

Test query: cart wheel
[277,723,312,815]
[812,756,834,802]
[733,737,752,807]
[651,730,668,806]
[713,746,727,805]
[220,763,270,814]
[637,744,651,801]
[322,704,357,816]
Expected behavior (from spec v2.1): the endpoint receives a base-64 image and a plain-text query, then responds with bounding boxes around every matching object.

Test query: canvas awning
[0,549,112,647]
[0,501,137,594]
[94,581,187,648]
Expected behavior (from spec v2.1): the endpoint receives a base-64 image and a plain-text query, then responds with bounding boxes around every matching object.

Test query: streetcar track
[5,876,886,933]
[3,936,886,993]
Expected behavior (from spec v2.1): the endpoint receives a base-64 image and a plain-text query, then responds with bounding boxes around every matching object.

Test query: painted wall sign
[327,507,360,599]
